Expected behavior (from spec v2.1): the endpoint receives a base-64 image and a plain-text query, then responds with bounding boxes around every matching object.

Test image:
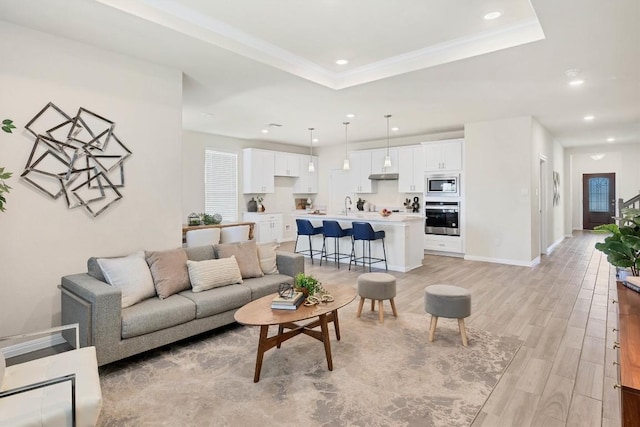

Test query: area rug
[97,307,521,427]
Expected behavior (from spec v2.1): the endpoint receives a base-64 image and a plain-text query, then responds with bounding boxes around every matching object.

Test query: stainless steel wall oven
[425,201,459,236]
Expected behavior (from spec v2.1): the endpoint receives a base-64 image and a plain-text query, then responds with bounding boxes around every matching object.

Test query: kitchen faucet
[344,196,352,216]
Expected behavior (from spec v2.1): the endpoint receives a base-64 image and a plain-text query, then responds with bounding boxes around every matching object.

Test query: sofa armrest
[60,274,122,365]
[275,251,304,278]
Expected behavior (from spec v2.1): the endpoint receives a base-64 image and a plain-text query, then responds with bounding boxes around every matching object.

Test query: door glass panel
[588,177,609,212]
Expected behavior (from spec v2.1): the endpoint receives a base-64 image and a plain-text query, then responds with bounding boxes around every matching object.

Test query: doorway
[582,173,616,229]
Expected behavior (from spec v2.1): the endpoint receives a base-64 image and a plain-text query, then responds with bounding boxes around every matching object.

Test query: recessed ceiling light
[483,11,502,20]
[261,129,269,134]
[607,137,616,142]
[391,127,399,132]
[312,138,319,143]
[336,59,349,65]
[346,113,356,118]
[569,79,584,86]
[583,115,595,121]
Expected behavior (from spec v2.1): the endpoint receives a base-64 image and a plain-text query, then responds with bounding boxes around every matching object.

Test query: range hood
[368,173,399,180]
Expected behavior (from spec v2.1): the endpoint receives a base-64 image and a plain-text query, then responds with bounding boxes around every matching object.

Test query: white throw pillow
[257,241,279,275]
[97,251,156,308]
[187,256,243,292]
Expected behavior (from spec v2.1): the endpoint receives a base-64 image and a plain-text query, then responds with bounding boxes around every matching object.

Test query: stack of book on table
[271,291,304,310]
[623,276,640,293]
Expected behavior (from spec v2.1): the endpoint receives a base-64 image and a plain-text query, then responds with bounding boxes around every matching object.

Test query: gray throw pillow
[215,240,264,279]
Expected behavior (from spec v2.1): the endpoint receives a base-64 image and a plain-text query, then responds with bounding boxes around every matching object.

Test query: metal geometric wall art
[21,102,132,217]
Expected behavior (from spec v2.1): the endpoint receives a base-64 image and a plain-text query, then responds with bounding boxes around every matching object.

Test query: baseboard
[463,254,539,267]
[1,333,67,358]
[546,236,567,255]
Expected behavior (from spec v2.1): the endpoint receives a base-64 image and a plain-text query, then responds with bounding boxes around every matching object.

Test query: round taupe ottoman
[424,284,471,346]
[357,272,397,323]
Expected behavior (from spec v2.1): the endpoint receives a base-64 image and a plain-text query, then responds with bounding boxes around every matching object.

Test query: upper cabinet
[293,155,318,194]
[274,153,300,177]
[243,148,275,194]
[398,145,425,193]
[370,148,399,174]
[349,151,374,193]
[424,139,463,172]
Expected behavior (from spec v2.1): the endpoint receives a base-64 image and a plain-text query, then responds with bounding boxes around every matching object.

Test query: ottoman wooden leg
[378,300,384,323]
[357,297,365,318]
[458,318,468,346]
[429,315,438,342]
[390,298,398,317]
[371,299,375,311]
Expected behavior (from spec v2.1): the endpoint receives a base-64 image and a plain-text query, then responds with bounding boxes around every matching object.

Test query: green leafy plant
[1,119,15,212]
[294,273,321,296]
[199,213,222,225]
[594,208,640,276]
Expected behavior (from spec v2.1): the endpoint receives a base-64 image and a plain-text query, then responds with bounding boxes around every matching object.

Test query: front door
[582,173,616,229]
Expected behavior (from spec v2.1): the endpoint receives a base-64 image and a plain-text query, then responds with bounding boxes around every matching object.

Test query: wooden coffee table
[234,284,356,382]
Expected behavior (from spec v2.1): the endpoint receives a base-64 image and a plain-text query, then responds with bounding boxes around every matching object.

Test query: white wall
[565,142,640,230]
[464,117,535,265]
[553,141,566,241]
[0,22,183,336]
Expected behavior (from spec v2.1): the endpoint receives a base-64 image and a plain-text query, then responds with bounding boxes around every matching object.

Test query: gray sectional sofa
[60,244,304,366]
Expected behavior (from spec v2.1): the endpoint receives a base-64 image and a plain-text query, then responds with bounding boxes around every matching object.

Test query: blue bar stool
[294,219,324,264]
[350,222,388,272]
[320,220,353,268]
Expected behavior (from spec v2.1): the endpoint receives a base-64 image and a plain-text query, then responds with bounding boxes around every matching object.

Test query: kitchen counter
[294,212,423,272]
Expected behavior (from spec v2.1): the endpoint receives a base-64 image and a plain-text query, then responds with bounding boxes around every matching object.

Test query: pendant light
[308,127,315,172]
[383,114,392,168]
[342,121,350,170]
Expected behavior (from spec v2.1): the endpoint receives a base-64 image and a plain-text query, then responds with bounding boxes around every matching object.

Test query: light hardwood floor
[285,230,621,427]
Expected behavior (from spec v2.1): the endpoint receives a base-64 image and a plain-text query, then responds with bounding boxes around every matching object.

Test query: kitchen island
[294,212,424,272]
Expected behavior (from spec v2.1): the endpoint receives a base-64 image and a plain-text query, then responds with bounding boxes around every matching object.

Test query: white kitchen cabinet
[398,145,425,193]
[274,152,300,177]
[243,213,283,243]
[370,147,399,174]
[424,234,463,253]
[243,148,275,194]
[293,155,318,194]
[349,151,374,193]
[424,139,463,172]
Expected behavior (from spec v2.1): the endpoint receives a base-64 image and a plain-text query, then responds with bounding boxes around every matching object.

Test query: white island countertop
[293,212,424,272]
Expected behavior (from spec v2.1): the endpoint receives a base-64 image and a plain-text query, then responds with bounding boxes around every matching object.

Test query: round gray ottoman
[424,284,471,346]
[357,272,397,323]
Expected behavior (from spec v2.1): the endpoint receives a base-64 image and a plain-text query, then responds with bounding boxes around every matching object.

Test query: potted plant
[294,273,321,296]
[594,208,640,278]
[0,119,16,212]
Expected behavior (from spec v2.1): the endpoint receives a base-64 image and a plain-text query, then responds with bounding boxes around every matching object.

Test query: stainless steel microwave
[425,174,459,197]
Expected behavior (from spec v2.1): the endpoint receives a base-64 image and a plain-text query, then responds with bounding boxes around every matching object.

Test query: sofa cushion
[184,245,215,261]
[179,285,251,319]
[145,248,190,299]
[96,251,156,308]
[241,274,295,300]
[215,240,264,279]
[187,257,243,292]
[257,241,279,275]
[121,295,196,339]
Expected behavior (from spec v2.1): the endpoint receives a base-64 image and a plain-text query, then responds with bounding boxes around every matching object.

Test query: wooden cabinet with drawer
[616,281,640,426]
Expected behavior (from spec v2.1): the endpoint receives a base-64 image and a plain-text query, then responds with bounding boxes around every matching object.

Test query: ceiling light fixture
[308,127,315,172]
[483,11,502,20]
[384,114,392,169]
[584,115,595,121]
[391,126,399,132]
[346,113,355,118]
[261,129,269,134]
[343,122,350,171]
[336,59,349,65]
[569,79,584,86]
[607,137,616,142]
[590,153,605,161]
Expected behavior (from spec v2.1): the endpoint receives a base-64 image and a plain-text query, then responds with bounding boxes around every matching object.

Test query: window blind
[204,150,238,222]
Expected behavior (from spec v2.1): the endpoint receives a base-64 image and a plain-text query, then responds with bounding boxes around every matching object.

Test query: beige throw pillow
[145,248,190,299]
[187,256,243,292]
[97,251,156,308]
[215,240,264,279]
[257,241,279,275]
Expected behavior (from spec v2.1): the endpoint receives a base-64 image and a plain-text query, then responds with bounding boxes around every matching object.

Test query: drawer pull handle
[613,361,620,366]
[613,328,619,332]
[614,384,622,389]
[613,343,620,349]
[612,299,618,304]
